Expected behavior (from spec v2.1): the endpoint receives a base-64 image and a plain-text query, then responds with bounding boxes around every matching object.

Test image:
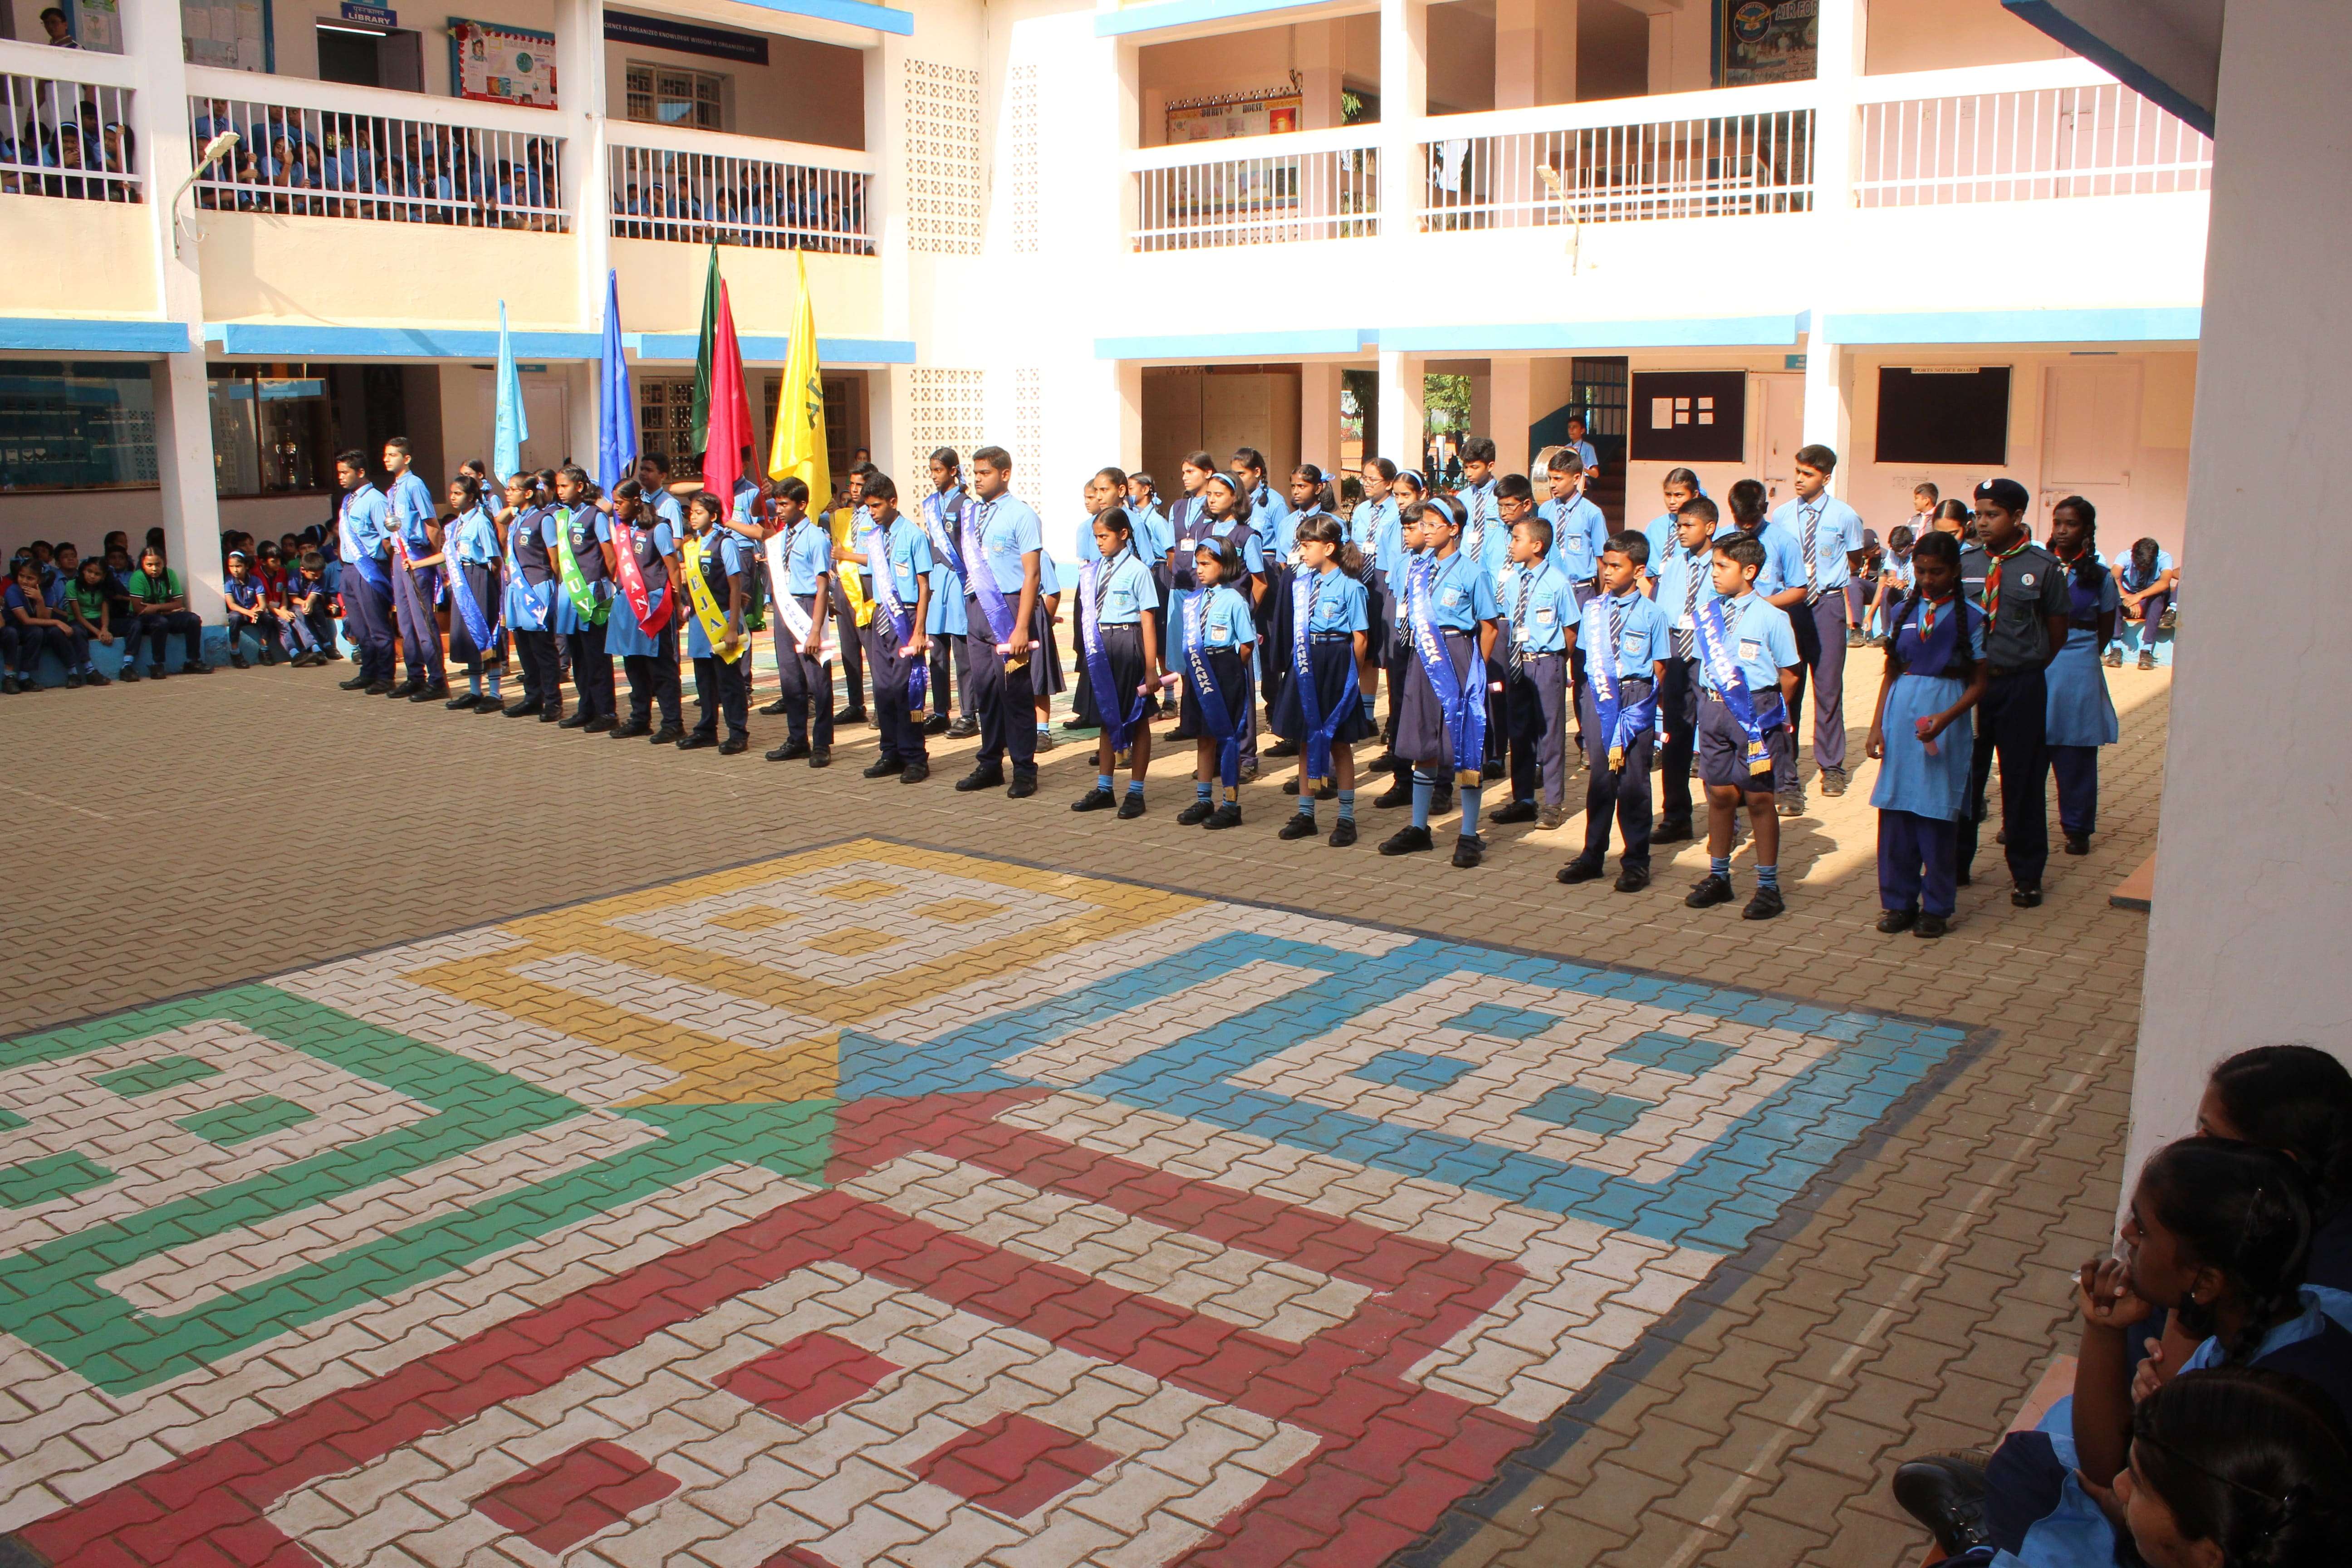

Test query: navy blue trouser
[1959,668,2051,887]
[564,622,616,720]
[2049,744,2098,836]
[343,573,396,682]
[690,653,748,740]
[1658,654,1700,824]
[1878,809,1958,917]
[1579,681,1656,869]
[393,565,445,682]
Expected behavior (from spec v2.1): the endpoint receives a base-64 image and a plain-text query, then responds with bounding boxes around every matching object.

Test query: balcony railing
[609,142,872,254]
[3,72,139,203]
[185,94,567,229]
[1855,83,2211,206]
[1130,132,1379,251]
[1420,107,1814,231]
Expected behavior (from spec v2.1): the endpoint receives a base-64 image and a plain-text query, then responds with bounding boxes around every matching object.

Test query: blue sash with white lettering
[506,509,549,631]
[446,509,500,652]
[1696,598,1781,776]
[921,488,967,586]
[1291,571,1357,790]
[1586,598,1657,772]
[1408,556,1485,786]
[962,500,1019,654]
[865,521,929,718]
[1081,554,1148,754]
[1185,593,1243,789]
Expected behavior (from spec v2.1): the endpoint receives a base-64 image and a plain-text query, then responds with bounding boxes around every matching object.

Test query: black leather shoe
[650,723,684,745]
[898,761,928,783]
[1176,799,1215,825]
[1891,1454,1992,1560]
[765,739,810,762]
[1488,800,1539,825]
[503,700,540,718]
[1162,725,1197,743]
[410,681,448,703]
[955,766,1005,793]
[1877,909,1918,934]
[1916,913,1950,938]
[1204,802,1242,829]
[584,715,617,734]
[808,745,830,768]
[609,720,651,740]
[446,691,481,710]
[1278,815,1319,840]
[2064,833,2091,856]
[1072,787,1117,812]
[1481,758,1505,780]
[558,711,592,729]
[833,705,867,725]
[1685,873,1735,909]
[1557,858,1605,885]
[538,706,563,722]
[759,696,791,715]
[1451,833,1484,868]
[946,716,980,740]
[2011,884,2043,907]
[923,713,951,735]
[365,680,394,696]
[1365,750,1399,774]
[1006,769,1038,799]
[676,732,716,750]
[1326,818,1357,848]
[1614,866,1651,893]
[1652,817,1695,844]
[1264,739,1301,759]
[340,673,373,691]
[1372,780,1413,809]
[1743,884,1786,920]
[386,678,421,700]
[1116,793,1145,819]
[864,756,907,779]
[1380,825,1434,857]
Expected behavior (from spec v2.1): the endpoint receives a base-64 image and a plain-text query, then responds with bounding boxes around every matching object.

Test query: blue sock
[1295,794,1315,818]
[1711,855,1731,880]
[1338,789,1356,822]
[1097,773,1112,794]
[486,671,501,696]
[1411,770,1435,829]
[1196,779,1212,802]
[1758,862,1779,889]
[1126,778,1143,797]
[1460,785,1484,838]
[1037,722,1052,738]
[467,670,481,694]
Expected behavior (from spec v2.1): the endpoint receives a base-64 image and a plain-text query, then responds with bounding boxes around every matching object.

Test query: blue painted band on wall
[1379,316,1806,353]
[1095,0,1342,38]
[727,0,913,35]
[626,333,916,364]
[2001,1,2213,139]
[0,318,192,355]
[1822,307,2202,345]
[1095,328,1377,360]
[213,324,604,359]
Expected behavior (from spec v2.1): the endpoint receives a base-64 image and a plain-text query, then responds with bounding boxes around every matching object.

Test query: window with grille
[624,63,725,131]
[638,378,703,480]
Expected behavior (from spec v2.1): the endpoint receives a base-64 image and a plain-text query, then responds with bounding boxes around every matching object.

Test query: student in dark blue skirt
[1069,507,1161,818]
[1269,513,1377,847]
[1381,496,1501,868]
[1175,533,1256,830]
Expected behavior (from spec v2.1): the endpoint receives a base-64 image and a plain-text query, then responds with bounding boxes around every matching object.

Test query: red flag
[699,279,755,516]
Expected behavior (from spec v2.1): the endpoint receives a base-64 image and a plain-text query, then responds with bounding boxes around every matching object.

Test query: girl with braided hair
[2114,1366,2352,1568]
[2202,1046,2352,1293]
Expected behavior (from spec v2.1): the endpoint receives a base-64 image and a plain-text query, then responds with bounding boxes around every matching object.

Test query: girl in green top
[65,557,114,686]
[123,547,209,679]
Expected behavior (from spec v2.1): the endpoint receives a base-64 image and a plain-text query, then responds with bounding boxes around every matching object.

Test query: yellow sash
[684,535,744,664]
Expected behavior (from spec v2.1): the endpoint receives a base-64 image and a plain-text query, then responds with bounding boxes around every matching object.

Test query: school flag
[492,300,528,486]
[700,279,755,517]
[766,250,828,498]
[594,270,636,494]
[688,245,722,458]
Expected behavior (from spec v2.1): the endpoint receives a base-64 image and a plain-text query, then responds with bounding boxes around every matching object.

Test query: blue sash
[505,511,550,632]
[446,511,500,652]
[1408,556,1485,786]
[1081,554,1148,753]
[962,501,1021,660]
[1185,593,1244,789]
[1696,598,1780,777]
[1291,572,1357,789]
[342,493,392,596]
[921,489,967,585]
[865,522,929,719]
[1587,598,1658,771]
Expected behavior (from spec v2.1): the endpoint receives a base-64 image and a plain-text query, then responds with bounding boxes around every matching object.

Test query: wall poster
[1717,0,1818,87]
[449,17,558,109]
[1164,87,1301,145]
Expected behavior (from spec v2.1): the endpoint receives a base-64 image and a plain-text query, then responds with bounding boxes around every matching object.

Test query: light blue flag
[492,299,527,486]
[596,269,637,494]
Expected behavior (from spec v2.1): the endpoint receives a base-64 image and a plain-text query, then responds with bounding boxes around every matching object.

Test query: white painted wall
[2125,0,2352,1192]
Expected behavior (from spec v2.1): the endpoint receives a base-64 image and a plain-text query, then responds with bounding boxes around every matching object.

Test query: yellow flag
[767,251,828,497]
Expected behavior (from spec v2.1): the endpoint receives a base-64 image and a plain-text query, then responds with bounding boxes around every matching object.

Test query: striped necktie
[1607,595,1627,678]
[1801,501,1823,590]
[1509,565,1531,674]
[1675,549,1703,659]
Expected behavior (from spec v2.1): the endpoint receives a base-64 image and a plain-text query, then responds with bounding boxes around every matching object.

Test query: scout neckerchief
[865,515,929,720]
[684,532,743,664]
[1407,552,1485,789]
[554,504,610,626]
[1696,595,1777,778]
[1184,587,1245,790]
[1080,548,1148,755]
[444,505,501,652]
[765,518,831,665]
[962,496,1026,670]
[1586,591,1658,774]
[1897,590,1968,680]
[609,514,671,633]
[505,505,550,631]
[1981,536,2030,620]
[341,485,392,595]
[1291,566,1358,794]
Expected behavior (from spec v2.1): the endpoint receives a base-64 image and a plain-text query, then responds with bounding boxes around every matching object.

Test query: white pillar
[2126,0,2352,1189]
[1377,349,1426,469]
[555,0,605,333]
[1300,363,1343,474]
[866,36,912,355]
[1298,21,1343,131]
[1494,0,1537,110]
[1800,337,1847,456]
[1378,0,1427,240]
[1115,361,1145,472]
[1489,355,1534,477]
[127,0,222,617]
[1799,0,1863,462]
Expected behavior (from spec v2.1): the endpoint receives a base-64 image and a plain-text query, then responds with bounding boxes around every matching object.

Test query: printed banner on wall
[1718,0,1818,87]
[449,17,558,109]
[1165,88,1302,145]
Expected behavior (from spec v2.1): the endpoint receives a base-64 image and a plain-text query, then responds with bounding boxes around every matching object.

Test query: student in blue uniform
[1175,532,1255,830]
[1459,461,1515,779]
[334,450,397,693]
[1192,472,1269,777]
[1556,534,1674,889]
[2043,495,2120,857]
[1767,444,1867,801]
[1719,478,1810,812]
[285,549,334,670]
[1486,508,1577,832]
[499,470,561,720]
[439,474,506,713]
[1268,513,1376,846]
[915,450,974,739]
[381,436,448,701]
[1381,496,1500,868]
[1563,413,1599,480]
[1955,477,2073,906]
[1161,451,1219,738]
[677,489,752,754]
[3,559,76,691]
[1638,468,1703,575]
[1867,524,1916,646]
[1351,457,1402,759]
[2111,537,2179,671]
[220,550,274,668]
[955,445,1050,799]
[1260,462,1338,763]
[1069,507,1161,818]
[853,473,934,782]
[1864,531,1986,938]
[548,465,618,734]
[762,475,836,767]
[1538,448,1610,590]
[1651,496,1729,843]
[1125,470,1176,714]
[1686,533,1802,921]
[603,478,683,744]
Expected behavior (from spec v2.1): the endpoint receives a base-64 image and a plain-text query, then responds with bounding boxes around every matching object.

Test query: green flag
[689,245,720,457]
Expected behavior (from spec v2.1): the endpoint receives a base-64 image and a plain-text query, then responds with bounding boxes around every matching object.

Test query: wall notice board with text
[1716,0,1818,86]
[450,17,558,109]
[1165,88,1302,144]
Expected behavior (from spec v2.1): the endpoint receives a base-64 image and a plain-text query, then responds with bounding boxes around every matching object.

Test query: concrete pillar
[127,0,222,615]
[554,0,605,333]
[1300,363,1343,474]
[1377,349,1426,469]
[1799,0,1863,461]
[1800,338,1847,456]
[1494,0,1537,110]
[1298,21,1343,131]
[866,36,912,355]
[2127,0,2352,1189]
[1489,355,1534,477]
[1378,0,1427,237]
[1116,360,1146,472]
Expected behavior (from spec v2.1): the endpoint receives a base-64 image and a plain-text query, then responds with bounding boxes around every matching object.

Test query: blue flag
[492,300,528,486]
[597,269,637,494]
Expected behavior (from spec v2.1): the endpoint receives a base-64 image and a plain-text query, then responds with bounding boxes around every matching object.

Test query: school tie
[1675,549,1703,659]
[1509,566,1531,675]
[1467,489,1488,560]
[1607,595,1627,682]
[1801,501,1823,593]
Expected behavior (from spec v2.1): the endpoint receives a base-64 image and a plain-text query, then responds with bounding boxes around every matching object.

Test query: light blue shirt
[1297,566,1369,634]
[1498,559,1578,654]
[775,517,831,597]
[1086,550,1156,626]
[1575,591,1674,681]
[1183,583,1255,652]
[1249,483,1290,560]
[339,484,390,564]
[1352,497,1401,575]
[728,478,760,529]
[387,471,437,554]
[642,485,686,535]
[877,514,933,609]
[1698,592,1801,696]
[2117,548,2176,591]
[1200,515,1266,577]
[1652,535,1726,646]
[1539,495,1611,581]
[1130,502,1172,564]
[1421,549,1499,632]
[447,506,500,564]
[1568,438,1599,473]
[1771,493,1867,592]
[1456,481,1510,580]
[972,494,1043,593]
[1735,519,1808,599]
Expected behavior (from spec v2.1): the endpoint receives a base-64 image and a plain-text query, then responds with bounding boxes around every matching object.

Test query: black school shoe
[834,704,867,725]
[720,736,749,755]
[946,715,980,740]
[808,745,831,768]
[1651,817,1695,844]
[1278,814,1319,840]
[609,719,652,739]
[1176,799,1216,826]
[766,739,811,762]
[584,715,617,735]
[2011,884,2043,908]
[538,704,563,721]
[1877,908,1918,934]
[1916,912,1950,938]
[1614,866,1650,893]
[954,764,1004,792]
[759,696,792,716]
[2064,833,2092,856]
[1451,833,1484,868]
[864,756,907,779]
[446,691,480,710]
[558,710,593,729]
[1162,725,1198,743]
[899,761,928,784]
[182,661,213,675]
[365,680,394,696]
[410,681,448,703]
[229,653,248,670]
[503,699,540,718]
[1263,739,1301,760]
[1557,858,1605,885]
[1072,787,1117,812]
[1379,824,1433,857]
[677,732,716,750]
[1891,1454,1992,1559]
[924,713,951,735]
[1685,873,1735,908]
[1006,768,1038,799]
[1372,778,1413,809]
[1480,758,1505,780]
[385,677,421,700]
[1488,800,1539,825]
[1742,884,1786,920]
[1204,802,1242,829]
[1116,793,1145,819]
[650,723,684,745]
[1327,818,1357,848]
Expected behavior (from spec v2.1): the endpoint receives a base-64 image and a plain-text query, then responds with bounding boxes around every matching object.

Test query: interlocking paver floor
[0,654,2164,1566]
